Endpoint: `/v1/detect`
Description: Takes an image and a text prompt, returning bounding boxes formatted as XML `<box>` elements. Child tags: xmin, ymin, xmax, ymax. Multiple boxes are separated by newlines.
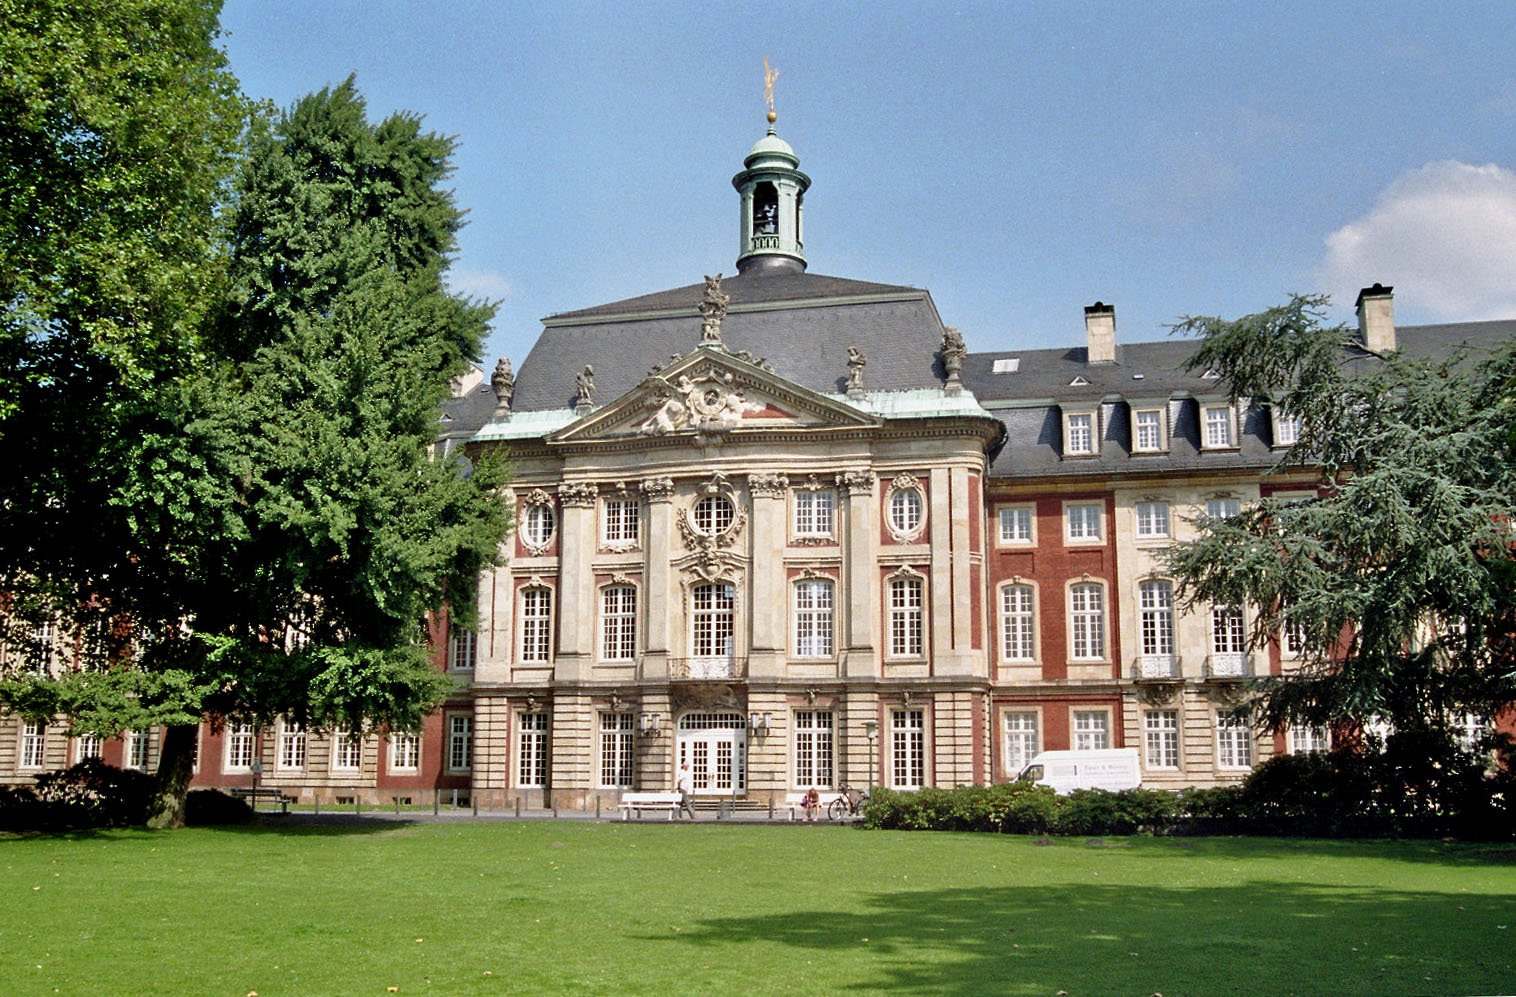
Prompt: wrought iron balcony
<box><xmin>669</xmin><ymin>656</ymin><xmax>747</xmax><ymax>680</ymax></box>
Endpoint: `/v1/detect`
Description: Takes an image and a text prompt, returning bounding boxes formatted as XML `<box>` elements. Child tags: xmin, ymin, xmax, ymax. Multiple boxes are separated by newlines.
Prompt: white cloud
<box><xmin>1316</xmin><ymin>161</ymin><xmax>1516</xmax><ymax>321</ymax></box>
<box><xmin>446</xmin><ymin>267</ymin><xmax>514</xmax><ymax>302</ymax></box>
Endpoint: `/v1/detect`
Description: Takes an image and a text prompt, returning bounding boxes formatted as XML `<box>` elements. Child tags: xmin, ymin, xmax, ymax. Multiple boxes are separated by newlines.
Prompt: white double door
<box><xmin>676</xmin><ymin>712</ymin><xmax>747</xmax><ymax>795</ymax></box>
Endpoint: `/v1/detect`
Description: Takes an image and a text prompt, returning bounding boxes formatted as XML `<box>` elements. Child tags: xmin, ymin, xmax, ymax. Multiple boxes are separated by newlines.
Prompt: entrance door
<box><xmin>677</xmin><ymin>712</ymin><xmax>747</xmax><ymax>795</ymax></box>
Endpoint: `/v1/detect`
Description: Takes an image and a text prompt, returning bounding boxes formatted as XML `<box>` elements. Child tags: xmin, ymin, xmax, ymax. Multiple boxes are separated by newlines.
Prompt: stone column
<box><xmin>747</xmin><ymin>473</ymin><xmax>789</xmax><ymax>678</ymax></box>
<box><xmin>640</xmin><ymin>478</ymin><xmax>675</xmax><ymax>680</ymax></box>
<box><xmin>839</xmin><ymin>471</ymin><xmax>877</xmax><ymax>677</ymax></box>
<box><xmin>554</xmin><ymin>482</ymin><xmax>597</xmax><ymax>683</ymax></box>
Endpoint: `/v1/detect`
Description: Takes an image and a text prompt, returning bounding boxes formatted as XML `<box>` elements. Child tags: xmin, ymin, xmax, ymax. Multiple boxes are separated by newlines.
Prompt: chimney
<box><xmin>1084</xmin><ymin>301</ymin><xmax>1116</xmax><ymax>364</ymax></box>
<box><xmin>1355</xmin><ymin>283</ymin><xmax>1395</xmax><ymax>353</ymax></box>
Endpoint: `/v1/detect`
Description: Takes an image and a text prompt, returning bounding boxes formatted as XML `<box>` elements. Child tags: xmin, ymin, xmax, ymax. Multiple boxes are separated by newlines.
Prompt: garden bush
<box><xmin>33</xmin><ymin>758</ymin><xmax>156</xmax><ymax>828</ymax></box>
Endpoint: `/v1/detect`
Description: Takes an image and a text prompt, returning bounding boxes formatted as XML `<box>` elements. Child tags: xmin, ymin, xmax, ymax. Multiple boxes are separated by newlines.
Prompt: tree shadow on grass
<box><xmin>654</xmin><ymin>879</ymin><xmax>1516</xmax><ymax>996</ymax></box>
<box><xmin>1107</xmin><ymin>834</ymin><xmax>1516</xmax><ymax>868</ymax></box>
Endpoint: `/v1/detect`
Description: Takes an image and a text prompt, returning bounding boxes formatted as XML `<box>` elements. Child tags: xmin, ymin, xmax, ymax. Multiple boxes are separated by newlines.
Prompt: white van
<box><xmin>1016</xmin><ymin>748</ymin><xmax>1142</xmax><ymax>794</ymax></box>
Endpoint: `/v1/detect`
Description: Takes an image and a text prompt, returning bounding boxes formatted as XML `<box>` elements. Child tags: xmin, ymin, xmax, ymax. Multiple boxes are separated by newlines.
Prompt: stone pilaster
<box><xmin>640</xmin><ymin>478</ymin><xmax>675</xmax><ymax>679</ymax></box>
<box><xmin>839</xmin><ymin>470</ymin><xmax>877</xmax><ymax>677</ymax></box>
<box><xmin>550</xmin><ymin>690</ymin><xmax>593</xmax><ymax>802</ymax></box>
<box><xmin>747</xmin><ymin>472</ymin><xmax>788</xmax><ymax>677</ymax></box>
<box><xmin>554</xmin><ymin>482</ymin><xmax>597</xmax><ymax>682</ymax></box>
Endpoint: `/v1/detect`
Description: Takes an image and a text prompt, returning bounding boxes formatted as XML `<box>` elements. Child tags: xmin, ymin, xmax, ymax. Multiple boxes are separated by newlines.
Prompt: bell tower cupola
<box><xmin>732</xmin><ymin>59</ymin><xmax>810</xmax><ymax>276</ymax></box>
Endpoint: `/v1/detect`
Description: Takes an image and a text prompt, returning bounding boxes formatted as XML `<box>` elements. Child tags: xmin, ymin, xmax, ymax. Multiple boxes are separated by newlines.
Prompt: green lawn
<box><xmin>2</xmin><ymin>821</ymin><xmax>1513</xmax><ymax>996</ymax></box>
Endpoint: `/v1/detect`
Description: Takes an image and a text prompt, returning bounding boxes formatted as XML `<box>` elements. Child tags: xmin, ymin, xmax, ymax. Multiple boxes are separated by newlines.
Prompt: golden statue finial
<box><xmin>762</xmin><ymin>56</ymin><xmax>778</xmax><ymax>124</ymax></box>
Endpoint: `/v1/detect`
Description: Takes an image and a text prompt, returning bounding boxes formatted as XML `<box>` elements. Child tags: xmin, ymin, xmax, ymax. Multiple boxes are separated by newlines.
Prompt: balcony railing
<box><xmin>669</xmin><ymin>656</ymin><xmax>747</xmax><ymax>680</ymax></box>
<box><xmin>1133</xmin><ymin>654</ymin><xmax>1181</xmax><ymax>680</ymax></box>
<box><xmin>1205</xmin><ymin>653</ymin><xmax>1253</xmax><ymax>679</ymax></box>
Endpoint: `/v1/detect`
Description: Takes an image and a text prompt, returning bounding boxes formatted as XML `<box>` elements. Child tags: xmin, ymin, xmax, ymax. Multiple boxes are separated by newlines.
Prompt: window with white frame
<box><xmin>1202</xmin><ymin>405</ymin><xmax>1235</xmax><ymax>448</ymax></box>
<box><xmin>1000</xmin><ymin>584</ymin><xmax>1035</xmax><ymax>662</ymax></box>
<box><xmin>389</xmin><ymin>732</ymin><xmax>420</xmax><ymax>771</ymax></box>
<box><xmin>1272</xmin><ymin>409</ymin><xmax>1302</xmax><ymax>447</ymax></box>
<box><xmin>693</xmin><ymin>495</ymin><xmax>735</xmax><ymax>536</ymax></box>
<box><xmin>793</xmin><ymin>490</ymin><xmax>835</xmax><ymax>539</ymax></box>
<box><xmin>520</xmin><ymin>587</ymin><xmax>552</xmax><ymax>662</ymax></box>
<box><xmin>1455</xmin><ymin>713</ymin><xmax>1489</xmax><ymax>754</ymax></box>
<box><xmin>28</xmin><ymin>620</ymin><xmax>54</xmax><ymax>674</ymax></box>
<box><xmin>793</xmin><ymin>710</ymin><xmax>835</xmax><ymax>788</ymax></box>
<box><xmin>277</xmin><ymin>722</ymin><xmax>306</xmax><ymax>771</ymax></box>
<box><xmin>1069</xmin><ymin>583</ymin><xmax>1106</xmax><ymax>660</ymax></box>
<box><xmin>1210</xmin><ymin>605</ymin><xmax>1248</xmax><ymax>675</ymax></box>
<box><xmin>890</xmin><ymin>709</ymin><xmax>925</xmax><ymax>789</ymax></box>
<box><xmin>888</xmin><ymin>576</ymin><xmax>924</xmax><ymax>657</ymax></box>
<box><xmin>226</xmin><ymin>723</ymin><xmax>255</xmax><ymax>772</ymax></box>
<box><xmin>1133</xmin><ymin>409</ymin><xmax>1165</xmax><ymax>452</ymax></box>
<box><xmin>1217</xmin><ymin>713</ymin><xmax>1253</xmax><ymax>768</ymax></box>
<box><xmin>888</xmin><ymin>487</ymin><xmax>924</xmax><ymax>537</ymax></box>
<box><xmin>1205</xmin><ymin>497</ymin><xmax>1241</xmax><ymax>520</ymax></box>
<box><xmin>1064</xmin><ymin>411</ymin><xmax>1095</xmax><ymax>455</ymax></box>
<box><xmin>522</xmin><ymin>503</ymin><xmax>556</xmax><ymax>548</ymax></box>
<box><xmin>691</xmin><ymin>582</ymin><xmax>735</xmax><ymax>658</ymax></box>
<box><xmin>599</xmin><ymin>712</ymin><xmax>635</xmax><ymax>788</ymax></box>
<box><xmin>332</xmin><ymin>730</ymin><xmax>362</xmax><ymax>771</ymax></box>
<box><xmin>997</xmin><ymin>506</ymin><xmax>1034</xmax><ymax>544</ymax></box>
<box><xmin>125</xmin><ymin>730</ymin><xmax>149</xmax><ymax>770</ymax></box>
<box><xmin>447</xmin><ymin>714</ymin><xmax>473</xmax><ymax>772</ymax></box>
<box><xmin>75</xmin><ymin>732</ymin><xmax>102</xmax><ymax>763</ymax></box>
<box><xmin>1135</xmin><ymin>501</ymin><xmax>1170</xmax><ymax>538</ymax></box>
<box><xmin>518</xmin><ymin>712</ymin><xmax>549</xmax><ymax>787</ymax></box>
<box><xmin>1283</xmin><ymin>616</ymin><xmax>1307</xmax><ymax>656</ymax></box>
<box><xmin>19</xmin><ymin>721</ymin><xmax>45</xmax><ymax>769</ymax></box>
<box><xmin>1073</xmin><ymin>710</ymin><xmax>1110</xmax><ymax>750</ymax></box>
<box><xmin>447</xmin><ymin>627</ymin><xmax>477</xmax><ymax>670</ymax></box>
<box><xmin>1144</xmin><ymin>710</ymin><xmax>1180</xmax><ymax>769</ymax></box>
<box><xmin>1289</xmin><ymin>725</ymin><xmax>1330</xmax><ymax>754</ymax></box>
<box><xmin>1138</xmin><ymin>580</ymin><xmax>1176</xmax><ymax>675</ymax></box>
<box><xmin>602</xmin><ymin>496</ymin><xmax>640</xmax><ymax>546</ymax></box>
<box><xmin>1065</xmin><ymin>503</ymin><xmax>1102</xmax><ymax>542</ymax></box>
<box><xmin>1004</xmin><ymin>711</ymin><xmax>1039</xmax><ymax>776</ymax></box>
<box><xmin>599</xmin><ymin>585</ymin><xmax>637</xmax><ymax>661</ymax></box>
<box><xmin>793</xmin><ymin>579</ymin><xmax>834</xmax><ymax>657</ymax></box>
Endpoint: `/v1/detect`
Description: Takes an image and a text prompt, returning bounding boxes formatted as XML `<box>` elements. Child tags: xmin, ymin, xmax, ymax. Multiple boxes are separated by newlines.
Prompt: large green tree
<box><xmin>1162</xmin><ymin>295</ymin><xmax>1516</xmax><ymax>741</ymax></box>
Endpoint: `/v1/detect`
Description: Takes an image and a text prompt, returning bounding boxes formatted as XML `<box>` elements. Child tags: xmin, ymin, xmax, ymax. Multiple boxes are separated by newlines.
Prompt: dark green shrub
<box><xmin>185</xmin><ymin>789</ymin><xmax>254</xmax><ymax>826</ymax></box>
<box><xmin>0</xmin><ymin>784</ymin><xmax>45</xmax><ymax>831</ymax></box>
<box><xmin>984</xmin><ymin>781</ymin><xmax>1062</xmax><ymax>834</ymax></box>
<box><xmin>33</xmin><ymin>759</ymin><xmax>156</xmax><ymax>828</ymax></box>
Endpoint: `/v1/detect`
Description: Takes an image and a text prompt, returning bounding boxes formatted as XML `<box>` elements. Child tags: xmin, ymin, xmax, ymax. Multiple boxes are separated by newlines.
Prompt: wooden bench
<box><xmin>618</xmin><ymin>792</ymin><xmax>683</xmax><ymax>820</ymax></box>
<box><xmin>783</xmin><ymin>792</ymin><xmax>846</xmax><ymax>821</ymax></box>
<box><xmin>230</xmin><ymin>787</ymin><xmax>296</xmax><ymax>814</ymax></box>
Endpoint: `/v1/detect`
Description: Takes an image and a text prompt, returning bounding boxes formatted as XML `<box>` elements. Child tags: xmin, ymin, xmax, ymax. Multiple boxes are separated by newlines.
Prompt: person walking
<box><xmin>676</xmin><ymin>761</ymin><xmax>697</xmax><ymax>820</ymax></box>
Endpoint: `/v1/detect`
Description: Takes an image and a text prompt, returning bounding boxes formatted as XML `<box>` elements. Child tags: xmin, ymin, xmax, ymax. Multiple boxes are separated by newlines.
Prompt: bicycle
<box><xmin>827</xmin><ymin>783</ymin><xmax>870</xmax><ymax>821</ymax></box>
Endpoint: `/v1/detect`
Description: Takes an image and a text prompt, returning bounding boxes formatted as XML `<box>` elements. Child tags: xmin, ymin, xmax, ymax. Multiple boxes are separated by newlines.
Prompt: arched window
<box><xmin>888</xmin><ymin>576</ymin><xmax>924</xmax><ymax>657</ymax></box>
<box><xmin>1000</xmin><ymin>584</ymin><xmax>1035</xmax><ymax>661</ymax></box>
<box><xmin>888</xmin><ymin>488</ymin><xmax>923</xmax><ymax>536</ymax></box>
<box><xmin>753</xmin><ymin>181</ymin><xmax>778</xmax><ymax>234</ymax></box>
<box><xmin>1069</xmin><ymin>583</ymin><xmax>1106</xmax><ymax>660</ymax></box>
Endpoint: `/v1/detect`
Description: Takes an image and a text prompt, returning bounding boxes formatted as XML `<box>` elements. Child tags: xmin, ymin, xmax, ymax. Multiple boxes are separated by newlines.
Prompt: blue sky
<box><xmin>220</xmin><ymin>1</ymin><xmax>1516</xmax><ymax>369</ymax></box>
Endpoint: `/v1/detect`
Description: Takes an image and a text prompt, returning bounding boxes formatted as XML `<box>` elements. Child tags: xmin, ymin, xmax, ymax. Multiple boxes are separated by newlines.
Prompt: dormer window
<box><xmin>1132</xmin><ymin>408</ymin><xmax>1166</xmax><ymax>453</ymax></box>
<box><xmin>1201</xmin><ymin>404</ymin><xmax>1236</xmax><ymax>450</ymax></box>
<box><xmin>1272</xmin><ymin>409</ymin><xmax>1302</xmax><ymax>447</ymax></box>
<box><xmin>1063</xmin><ymin>410</ymin><xmax>1097</xmax><ymax>456</ymax></box>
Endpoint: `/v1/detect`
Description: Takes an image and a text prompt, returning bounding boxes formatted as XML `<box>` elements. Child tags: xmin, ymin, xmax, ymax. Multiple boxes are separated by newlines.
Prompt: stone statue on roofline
<box><xmin>575</xmin><ymin>364</ymin><xmax>595</xmax><ymax>411</ymax></box>
<box><xmin>941</xmin><ymin>325</ymin><xmax>967</xmax><ymax>391</ymax></box>
<box><xmin>846</xmin><ymin>346</ymin><xmax>867</xmax><ymax>393</ymax></box>
<box><xmin>699</xmin><ymin>273</ymin><xmax>730</xmax><ymax>347</ymax></box>
<box><xmin>491</xmin><ymin>356</ymin><xmax>515</xmax><ymax>413</ymax></box>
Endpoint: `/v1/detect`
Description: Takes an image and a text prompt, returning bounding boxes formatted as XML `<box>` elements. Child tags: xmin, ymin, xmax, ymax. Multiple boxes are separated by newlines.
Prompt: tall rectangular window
<box><xmin>691</xmin><ymin>583</ymin><xmax>735</xmax><ymax>658</ymax></box>
<box><xmin>390</xmin><ymin>732</ymin><xmax>420</xmax><ymax>771</ymax></box>
<box><xmin>1065</xmin><ymin>412</ymin><xmax>1094</xmax><ymax>455</ymax></box>
<box><xmin>1205</xmin><ymin>498</ymin><xmax>1241</xmax><ymax>520</ymax></box>
<box><xmin>890</xmin><ymin>709</ymin><xmax>925</xmax><ymax>789</ymax></box>
<box><xmin>1455</xmin><ymin>713</ymin><xmax>1489</xmax><ymax>754</ymax></box>
<box><xmin>1073</xmin><ymin>710</ymin><xmax>1110</xmax><ymax>751</ymax></box>
<box><xmin>1217</xmin><ymin>714</ymin><xmax>1253</xmax><ymax>768</ymax></box>
<box><xmin>1211</xmin><ymin>605</ymin><xmax>1248</xmax><ymax>675</ymax></box>
<box><xmin>1203</xmin><ymin>405</ymin><xmax>1235</xmax><ymax>448</ymax></box>
<box><xmin>277</xmin><ymin>722</ymin><xmax>306</xmax><ymax>771</ymax></box>
<box><xmin>1138</xmin><ymin>580</ymin><xmax>1175</xmax><ymax>661</ymax></box>
<box><xmin>447</xmin><ymin>714</ymin><xmax>473</xmax><ymax>772</ymax></box>
<box><xmin>1133</xmin><ymin>409</ymin><xmax>1164</xmax><ymax>452</ymax></box>
<box><xmin>998</xmin><ymin>506</ymin><xmax>1034</xmax><ymax>544</ymax></box>
<box><xmin>332</xmin><ymin>730</ymin><xmax>362</xmax><ymax>771</ymax></box>
<box><xmin>447</xmin><ymin>627</ymin><xmax>477</xmax><ymax>670</ymax></box>
<box><xmin>520</xmin><ymin>588</ymin><xmax>552</xmax><ymax>662</ymax></box>
<box><xmin>1069</xmin><ymin>583</ymin><xmax>1105</xmax><ymax>660</ymax></box>
<box><xmin>1004</xmin><ymin>712</ymin><xmax>1039</xmax><ymax>776</ymax></box>
<box><xmin>599</xmin><ymin>712</ymin><xmax>635</xmax><ymax>788</ymax></box>
<box><xmin>600</xmin><ymin>585</ymin><xmax>637</xmax><ymax>661</ymax></box>
<box><xmin>1065</xmin><ymin>504</ymin><xmax>1102</xmax><ymax>541</ymax></box>
<box><xmin>226</xmin><ymin>723</ymin><xmax>255</xmax><ymax>772</ymax></box>
<box><xmin>75</xmin><ymin>732</ymin><xmax>102</xmax><ymax>762</ymax></box>
<box><xmin>126</xmin><ymin>730</ymin><xmax>150</xmax><ymax>770</ymax></box>
<box><xmin>793</xmin><ymin>490</ymin><xmax>835</xmax><ymax>538</ymax></box>
<box><xmin>888</xmin><ymin>577</ymin><xmax>924</xmax><ymax>657</ymax></box>
<box><xmin>794</xmin><ymin>579</ymin><xmax>834</xmax><ymax>657</ymax></box>
<box><xmin>1144</xmin><ymin>710</ymin><xmax>1179</xmax><ymax>769</ymax></box>
<box><xmin>1000</xmin><ymin>585</ymin><xmax>1035</xmax><ymax>661</ymax></box>
<box><xmin>602</xmin><ymin>497</ymin><xmax>640</xmax><ymax>546</ymax></box>
<box><xmin>1135</xmin><ymin>501</ymin><xmax>1170</xmax><ymax>538</ymax></box>
<box><xmin>19</xmin><ymin>721</ymin><xmax>45</xmax><ymax>769</ymax></box>
<box><xmin>1273</xmin><ymin>411</ymin><xmax>1302</xmax><ymax>447</ymax></box>
<box><xmin>518</xmin><ymin>712</ymin><xmax>549</xmax><ymax>787</ymax></box>
<box><xmin>793</xmin><ymin>710</ymin><xmax>835</xmax><ymax>788</ymax></box>
<box><xmin>1289</xmin><ymin>726</ymin><xmax>1329</xmax><ymax>755</ymax></box>
<box><xmin>28</xmin><ymin>620</ymin><xmax>55</xmax><ymax>674</ymax></box>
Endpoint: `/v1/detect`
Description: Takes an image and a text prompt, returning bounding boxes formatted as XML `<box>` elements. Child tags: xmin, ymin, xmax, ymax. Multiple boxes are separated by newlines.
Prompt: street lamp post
<box><xmin>863</xmin><ymin>719</ymin><xmax>878</xmax><ymax>794</ymax></box>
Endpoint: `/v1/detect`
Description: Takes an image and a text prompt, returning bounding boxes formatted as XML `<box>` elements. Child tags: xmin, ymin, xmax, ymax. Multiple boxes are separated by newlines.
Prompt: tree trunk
<box><xmin>146</xmin><ymin>722</ymin><xmax>199</xmax><ymax>829</ymax></box>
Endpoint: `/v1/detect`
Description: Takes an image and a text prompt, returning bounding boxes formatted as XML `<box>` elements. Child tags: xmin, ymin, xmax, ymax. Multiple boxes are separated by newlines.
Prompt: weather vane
<box><xmin>763</xmin><ymin>56</ymin><xmax>778</xmax><ymax>124</ymax></box>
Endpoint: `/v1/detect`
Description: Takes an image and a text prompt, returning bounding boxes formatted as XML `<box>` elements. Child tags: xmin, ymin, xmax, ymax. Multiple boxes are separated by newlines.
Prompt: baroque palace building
<box><xmin>3</xmin><ymin>114</ymin><xmax>1510</xmax><ymax>805</ymax></box>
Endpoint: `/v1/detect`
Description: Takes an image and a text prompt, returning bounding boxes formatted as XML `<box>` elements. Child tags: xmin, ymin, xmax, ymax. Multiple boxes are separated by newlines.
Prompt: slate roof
<box><xmin>509</xmin><ymin>272</ymin><xmax>948</xmax><ymax>412</ymax></box>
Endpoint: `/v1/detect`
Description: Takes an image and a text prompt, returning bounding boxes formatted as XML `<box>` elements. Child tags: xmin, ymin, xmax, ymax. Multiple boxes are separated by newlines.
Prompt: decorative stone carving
<box><xmin>524</xmin><ymin>489</ymin><xmax>553</xmax><ymax>508</ymax></box>
<box><xmin>560</xmin><ymin>482</ymin><xmax>597</xmax><ymax>507</ymax></box>
<box><xmin>491</xmin><ymin>357</ymin><xmax>515</xmax><ymax>413</ymax></box>
<box><xmin>639</xmin><ymin>477</ymin><xmax>675</xmax><ymax>501</ymax></box>
<box><xmin>1136</xmin><ymin>681</ymin><xmax>1181</xmax><ymax>707</ymax></box>
<box><xmin>846</xmin><ymin>346</ymin><xmax>866</xmax><ymax>392</ymax></box>
<box><xmin>699</xmin><ymin>273</ymin><xmax>730</xmax><ymax>346</ymax></box>
<box><xmin>731</xmin><ymin>349</ymin><xmax>773</xmax><ymax>372</ymax></box>
<box><xmin>648</xmin><ymin>353</ymin><xmax>684</xmax><ymax>376</ymax></box>
<box><xmin>748</xmin><ymin>472</ymin><xmax>789</xmax><ymax>498</ymax></box>
<box><xmin>941</xmin><ymin>326</ymin><xmax>966</xmax><ymax>390</ymax></box>
<box><xmin>676</xmin><ymin>472</ymin><xmax>746</xmax><ymax>553</ymax></box>
<box><xmin>836</xmin><ymin>470</ymin><xmax>876</xmax><ymax>495</ymax></box>
<box><xmin>891</xmin><ymin>472</ymin><xmax>920</xmax><ymax>492</ymax></box>
<box><xmin>574</xmin><ymin>365</ymin><xmax>595</xmax><ymax>411</ymax></box>
<box><xmin>640</xmin><ymin>372</ymin><xmax>763</xmax><ymax>436</ymax></box>
<box><xmin>520</xmin><ymin>490</ymin><xmax>555</xmax><ymax>556</ymax></box>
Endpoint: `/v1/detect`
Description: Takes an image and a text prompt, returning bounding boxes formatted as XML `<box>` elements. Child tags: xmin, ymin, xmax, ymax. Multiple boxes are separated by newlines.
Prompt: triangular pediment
<box><xmin>547</xmin><ymin>347</ymin><xmax>880</xmax><ymax>444</ymax></box>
